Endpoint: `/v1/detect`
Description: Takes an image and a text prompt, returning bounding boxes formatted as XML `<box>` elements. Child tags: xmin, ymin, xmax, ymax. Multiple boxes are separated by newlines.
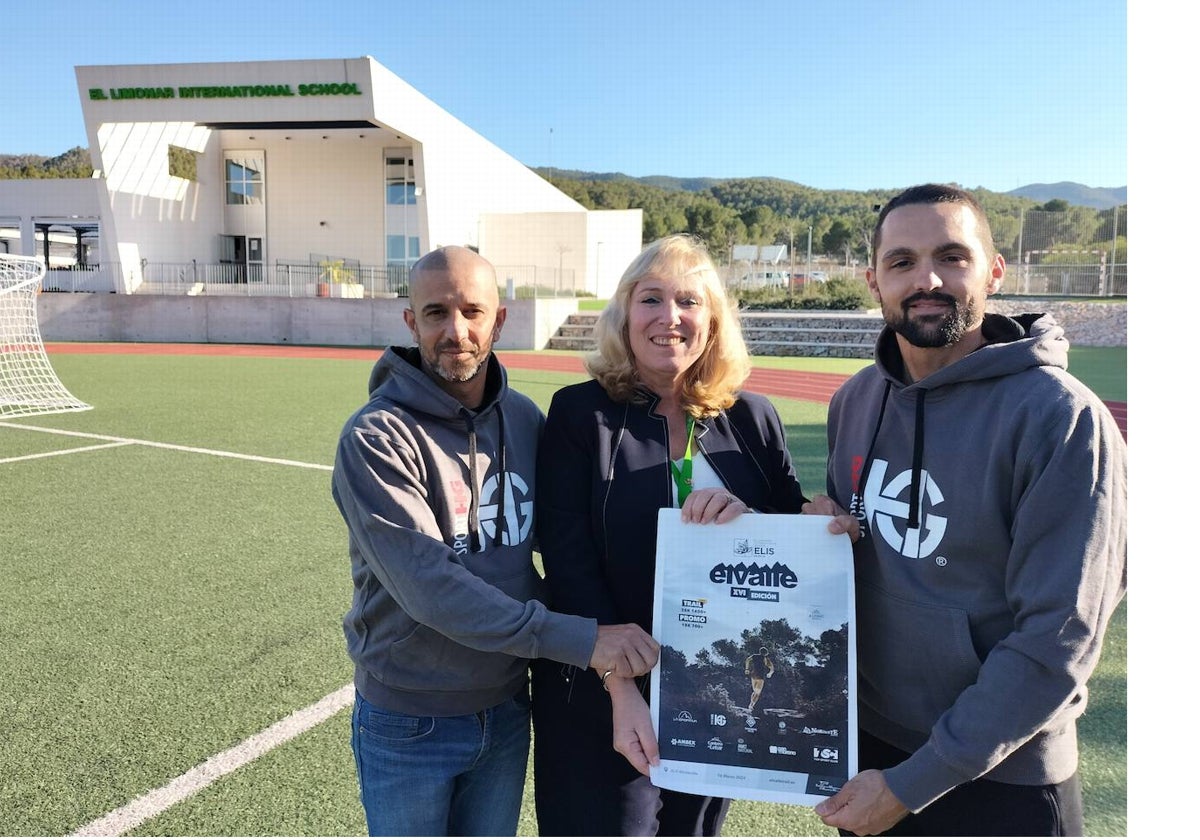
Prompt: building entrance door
<box><xmin>219</xmin><ymin>235</ymin><xmax>264</xmax><ymax>283</ymax></box>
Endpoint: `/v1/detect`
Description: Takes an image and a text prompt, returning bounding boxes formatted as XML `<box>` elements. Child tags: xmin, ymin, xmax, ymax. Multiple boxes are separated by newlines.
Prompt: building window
<box><xmin>385</xmin><ymin>156</ymin><xmax>416</xmax><ymax>205</ymax></box>
<box><xmin>387</xmin><ymin>235</ymin><xmax>420</xmax><ymax>265</ymax></box>
<box><xmin>226</xmin><ymin>158</ymin><xmax>263</xmax><ymax>205</ymax></box>
<box><xmin>387</xmin><ymin>181</ymin><xmax>416</xmax><ymax>205</ymax></box>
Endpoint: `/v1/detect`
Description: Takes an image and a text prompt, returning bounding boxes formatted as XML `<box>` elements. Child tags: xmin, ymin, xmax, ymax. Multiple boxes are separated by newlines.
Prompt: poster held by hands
<box><xmin>649</xmin><ymin>510</ymin><xmax>857</xmax><ymax>806</ymax></box>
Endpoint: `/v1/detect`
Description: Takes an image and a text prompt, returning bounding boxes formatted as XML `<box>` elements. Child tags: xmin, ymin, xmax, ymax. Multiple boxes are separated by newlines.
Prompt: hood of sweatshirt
<box><xmin>366</xmin><ymin>345</ymin><xmax>507</xmax><ymax>419</ymax></box>
<box><xmin>366</xmin><ymin>345</ymin><xmax>509</xmax><ymax>552</ymax></box>
<box><xmin>874</xmin><ymin>312</ymin><xmax>1069</xmax><ymax>391</ymax></box>
<box><xmin>850</xmin><ymin>312</ymin><xmax>1069</xmax><ymax>539</ymax></box>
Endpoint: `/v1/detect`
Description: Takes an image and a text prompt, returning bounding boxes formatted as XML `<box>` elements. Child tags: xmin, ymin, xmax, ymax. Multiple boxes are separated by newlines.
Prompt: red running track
<box><xmin>44</xmin><ymin>343</ymin><xmax>1126</xmax><ymax>438</ymax></box>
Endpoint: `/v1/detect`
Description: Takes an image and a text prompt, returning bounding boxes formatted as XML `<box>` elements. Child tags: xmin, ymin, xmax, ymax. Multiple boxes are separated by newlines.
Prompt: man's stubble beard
<box><xmin>425</xmin><ymin>339</ymin><xmax>491</xmax><ymax>384</ymax></box>
<box><xmin>430</xmin><ymin>352</ymin><xmax>487</xmax><ymax>384</ymax></box>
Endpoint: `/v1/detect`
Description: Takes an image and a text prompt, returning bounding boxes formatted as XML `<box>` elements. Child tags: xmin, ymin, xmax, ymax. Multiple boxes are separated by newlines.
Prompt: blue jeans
<box><xmin>350</xmin><ymin>688</ymin><xmax>531</xmax><ymax>837</ymax></box>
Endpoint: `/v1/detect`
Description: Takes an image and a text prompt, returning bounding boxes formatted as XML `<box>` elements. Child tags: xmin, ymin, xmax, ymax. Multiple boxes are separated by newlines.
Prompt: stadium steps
<box><xmin>545</xmin><ymin>311</ymin><xmax>883</xmax><ymax>359</ymax></box>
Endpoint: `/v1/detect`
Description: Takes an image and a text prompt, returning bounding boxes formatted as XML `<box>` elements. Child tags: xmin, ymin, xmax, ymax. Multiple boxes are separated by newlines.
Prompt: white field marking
<box><xmin>0</xmin><ymin>421</ymin><xmax>333</xmax><ymax>471</ymax></box>
<box><xmin>0</xmin><ymin>440</ymin><xmax>134</xmax><ymax>464</ymax></box>
<box><xmin>71</xmin><ymin>684</ymin><xmax>355</xmax><ymax>837</ymax></box>
<box><xmin>2</xmin><ymin>418</ymin><xmax>343</xmax><ymax>833</ymax></box>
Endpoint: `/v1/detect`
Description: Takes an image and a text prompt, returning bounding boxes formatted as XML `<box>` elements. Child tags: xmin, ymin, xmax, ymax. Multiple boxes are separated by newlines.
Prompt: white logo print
<box><xmin>863</xmin><ymin>458</ymin><xmax>946</xmax><ymax>558</ymax></box>
<box><xmin>478</xmin><ymin>471</ymin><xmax>534</xmax><ymax>547</ymax></box>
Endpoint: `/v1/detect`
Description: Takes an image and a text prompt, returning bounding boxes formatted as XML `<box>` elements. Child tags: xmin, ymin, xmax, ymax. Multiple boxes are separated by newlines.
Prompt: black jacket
<box><xmin>536</xmin><ymin>378</ymin><xmax>807</xmax><ymax>636</ymax></box>
<box><xmin>531</xmin><ymin>378</ymin><xmax>809</xmax><ymax>804</ymax></box>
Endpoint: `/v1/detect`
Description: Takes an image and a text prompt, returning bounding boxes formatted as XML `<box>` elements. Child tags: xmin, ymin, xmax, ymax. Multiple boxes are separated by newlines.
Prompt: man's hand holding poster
<box><xmin>650</xmin><ymin>510</ymin><xmax>857</xmax><ymax>806</ymax></box>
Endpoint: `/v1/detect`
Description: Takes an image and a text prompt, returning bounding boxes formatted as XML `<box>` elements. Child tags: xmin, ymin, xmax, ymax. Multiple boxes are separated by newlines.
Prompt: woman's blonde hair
<box><xmin>585</xmin><ymin>234</ymin><xmax>750</xmax><ymax>417</ymax></box>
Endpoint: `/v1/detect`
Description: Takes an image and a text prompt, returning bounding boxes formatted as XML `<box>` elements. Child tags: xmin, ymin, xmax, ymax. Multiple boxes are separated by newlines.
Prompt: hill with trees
<box><xmin>0</xmin><ymin>147</ymin><xmax>91</xmax><ymax>179</ymax></box>
<box><xmin>536</xmin><ymin>168</ymin><xmax>1127</xmax><ymax>268</ymax></box>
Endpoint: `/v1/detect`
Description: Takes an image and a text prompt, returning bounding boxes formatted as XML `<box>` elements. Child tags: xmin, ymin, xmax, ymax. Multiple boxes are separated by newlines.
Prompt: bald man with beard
<box><xmin>332</xmin><ymin>246</ymin><xmax>659</xmax><ymax>836</ymax></box>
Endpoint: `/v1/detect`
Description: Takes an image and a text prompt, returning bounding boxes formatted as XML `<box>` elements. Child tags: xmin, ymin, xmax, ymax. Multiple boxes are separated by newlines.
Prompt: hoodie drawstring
<box><xmin>851</xmin><ymin>383</ymin><xmax>926</xmax><ymax>546</ymax></box>
<box><xmin>463</xmin><ymin>405</ymin><xmax>507</xmax><ymax>552</ymax></box>
<box><xmin>464</xmin><ymin>411</ymin><xmax>481</xmax><ymax>552</ymax></box>
<box><xmin>907</xmin><ymin>388</ymin><xmax>926</xmax><ymax>533</ymax></box>
<box><xmin>850</xmin><ymin>383</ymin><xmax>891</xmax><ymax>531</ymax></box>
<box><xmin>495</xmin><ymin>406</ymin><xmax>507</xmax><ymax>546</ymax></box>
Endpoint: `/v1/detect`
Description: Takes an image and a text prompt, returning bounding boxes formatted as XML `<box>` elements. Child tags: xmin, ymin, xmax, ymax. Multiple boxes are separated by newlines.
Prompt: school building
<box><xmin>0</xmin><ymin>57</ymin><xmax>641</xmax><ymax>347</ymax></box>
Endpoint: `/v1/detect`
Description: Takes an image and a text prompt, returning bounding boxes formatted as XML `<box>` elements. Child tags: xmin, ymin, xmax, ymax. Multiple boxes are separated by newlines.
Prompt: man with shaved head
<box><xmin>332</xmin><ymin>246</ymin><xmax>660</xmax><ymax>836</ymax></box>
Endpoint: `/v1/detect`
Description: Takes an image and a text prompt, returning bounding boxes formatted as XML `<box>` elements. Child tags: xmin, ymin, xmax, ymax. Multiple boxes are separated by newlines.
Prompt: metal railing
<box><xmin>1009</xmin><ymin>263</ymin><xmax>1127</xmax><ymax>297</ymax></box>
<box><xmin>41</xmin><ymin>263</ymin><xmax>120</xmax><ymax>293</ymax></box>
<box><xmin>42</xmin><ymin>259</ymin><xmax>1126</xmax><ymax>300</ymax></box>
<box><xmin>128</xmin><ymin>261</ymin><xmax>585</xmax><ymax>299</ymax></box>
<box><xmin>136</xmin><ymin>261</ymin><xmax>402</xmax><ymax>298</ymax></box>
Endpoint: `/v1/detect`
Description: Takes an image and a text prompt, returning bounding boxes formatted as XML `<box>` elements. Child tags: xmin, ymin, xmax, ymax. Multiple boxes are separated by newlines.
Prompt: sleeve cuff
<box><xmin>882</xmin><ymin>741</ymin><xmax>972</xmax><ymax>813</ymax></box>
<box><xmin>537</xmin><ymin>612</ymin><xmax>598</xmax><ymax>669</ymax></box>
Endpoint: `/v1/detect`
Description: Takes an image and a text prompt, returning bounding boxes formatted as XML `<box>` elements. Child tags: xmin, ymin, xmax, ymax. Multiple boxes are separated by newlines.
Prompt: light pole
<box><xmin>595</xmin><ymin>241</ymin><xmax>604</xmax><ymax>298</ymax></box>
<box><xmin>788</xmin><ymin>219</ymin><xmax>796</xmax><ymax>282</ymax></box>
<box><xmin>806</xmin><ymin>225</ymin><xmax>813</xmax><ymax>281</ymax></box>
<box><xmin>556</xmin><ymin>243</ymin><xmax>570</xmax><ymax>297</ymax></box>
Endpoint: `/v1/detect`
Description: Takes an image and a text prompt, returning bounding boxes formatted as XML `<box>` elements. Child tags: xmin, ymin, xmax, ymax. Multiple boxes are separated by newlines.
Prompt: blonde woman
<box><xmin>531</xmin><ymin>234</ymin><xmax>809</xmax><ymax>836</ymax></box>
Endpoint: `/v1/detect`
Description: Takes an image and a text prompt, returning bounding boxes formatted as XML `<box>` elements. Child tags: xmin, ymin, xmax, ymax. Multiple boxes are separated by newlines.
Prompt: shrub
<box><xmin>735</xmin><ymin>277</ymin><xmax>874</xmax><ymax>311</ymax></box>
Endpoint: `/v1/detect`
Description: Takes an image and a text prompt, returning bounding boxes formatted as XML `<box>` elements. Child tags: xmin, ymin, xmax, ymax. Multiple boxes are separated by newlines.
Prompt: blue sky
<box><xmin>3</xmin><ymin>1</ymin><xmax>1126</xmax><ymax>192</ymax></box>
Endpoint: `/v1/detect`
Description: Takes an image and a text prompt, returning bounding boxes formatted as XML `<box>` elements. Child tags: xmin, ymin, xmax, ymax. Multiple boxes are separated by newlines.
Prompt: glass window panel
<box><xmin>225</xmin><ymin>156</ymin><xmax>264</xmax><ymax>205</ymax></box>
<box><xmin>386</xmin><ymin>182</ymin><xmax>416</xmax><ymax>205</ymax></box>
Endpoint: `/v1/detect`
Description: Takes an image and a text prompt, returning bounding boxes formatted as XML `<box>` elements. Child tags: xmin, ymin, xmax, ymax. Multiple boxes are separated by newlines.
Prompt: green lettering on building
<box><xmin>96</xmin><ymin>82</ymin><xmax>363</xmax><ymax>101</ymax></box>
<box><xmin>108</xmin><ymin>87</ymin><xmax>176</xmax><ymax>100</ymax></box>
<box><xmin>298</xmin><ymin>82</ymin><xmax>362</xmax><ymax>96</ymax></box>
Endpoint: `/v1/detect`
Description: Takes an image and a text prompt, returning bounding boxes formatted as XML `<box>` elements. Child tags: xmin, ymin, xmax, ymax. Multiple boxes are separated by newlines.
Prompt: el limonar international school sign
<box><xmin>88</xmin><ymin>82</ymin><xmax>363</xmax><ymax>101</ymax></box>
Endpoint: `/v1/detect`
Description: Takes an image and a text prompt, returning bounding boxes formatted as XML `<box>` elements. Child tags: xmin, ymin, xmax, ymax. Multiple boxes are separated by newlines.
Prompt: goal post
<box><xmin>0</xmin><ymin>253</ymin><xmax>92</xmax><ymax>419</ymax></box>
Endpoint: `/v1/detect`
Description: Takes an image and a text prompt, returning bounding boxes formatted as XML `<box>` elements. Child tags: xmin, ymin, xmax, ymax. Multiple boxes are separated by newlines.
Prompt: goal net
<box><xmin>1</xmin><ymin>253</ymin><xmax>92</xmax><ymax>419</ymax></box>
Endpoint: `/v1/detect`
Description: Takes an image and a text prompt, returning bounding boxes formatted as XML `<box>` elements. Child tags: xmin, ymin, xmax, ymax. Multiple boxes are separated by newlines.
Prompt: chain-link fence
<box><xmin>1003</xmin><ymin>207</ymin><xmax>1126</xmax><ymax>296</ymax></box>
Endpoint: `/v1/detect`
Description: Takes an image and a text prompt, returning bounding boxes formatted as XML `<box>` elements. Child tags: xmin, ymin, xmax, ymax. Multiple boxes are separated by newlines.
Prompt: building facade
<box><xmin>1</xmin><ymin>56</ymin><xmax>641</xmax><ymax>299</ymax></box>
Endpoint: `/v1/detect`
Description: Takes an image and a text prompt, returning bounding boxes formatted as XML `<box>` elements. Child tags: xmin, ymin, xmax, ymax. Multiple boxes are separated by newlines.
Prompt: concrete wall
<box><xmin>37</xmin><ymin>293</ymin><xmax>581</xmax><ymax>351</ymax></box>
<box><xmin>478</xmin><ymin>209</ymin><xmax>644</xmax><ymax>299</ymax></box>
<box><xmin>587</xmin><ymin>210</ymin><xmax>645</xmax><ymax>298</ymax></box>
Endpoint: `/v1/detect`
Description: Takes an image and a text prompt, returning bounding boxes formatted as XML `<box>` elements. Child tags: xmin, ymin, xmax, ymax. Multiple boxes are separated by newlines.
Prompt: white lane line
<box><xmin>0</xmin><ymin>441</ymin><xmax>134</xmax><ymax>464</ymax></box>
<box><xmin>6</xmin><ymin>419</ymin><xmax>346</xmax><ymax>834</ymax></box>
<box><xmin>0</xmin><ymin>421</ymin><xmax>333</xmax><ymax>471</ymax></box>
<box><xmin>71</xmin><ymin>684</ymin><xmax>355</xmax><ymax>837</ymax></box>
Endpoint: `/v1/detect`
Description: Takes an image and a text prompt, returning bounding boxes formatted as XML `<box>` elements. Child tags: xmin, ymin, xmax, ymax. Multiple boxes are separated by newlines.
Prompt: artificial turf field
<box><xmin>0</xmin><ymin>346</ymin><xmax>1127</xmax><ymax>836</ymax></box>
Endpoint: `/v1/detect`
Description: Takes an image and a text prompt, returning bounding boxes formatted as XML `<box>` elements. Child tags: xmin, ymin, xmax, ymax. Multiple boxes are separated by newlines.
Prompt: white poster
<box><xmin>649</xmin><ymin>510</ymin><xmax>857</xmax><ymax>806</ymax></box>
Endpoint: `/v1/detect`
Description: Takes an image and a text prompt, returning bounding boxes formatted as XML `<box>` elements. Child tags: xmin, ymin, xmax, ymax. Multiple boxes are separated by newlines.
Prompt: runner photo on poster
<box><xmin>650</xmin><ymin>510</ymin><xmax>856</xmax><ymax>806</ymax></box>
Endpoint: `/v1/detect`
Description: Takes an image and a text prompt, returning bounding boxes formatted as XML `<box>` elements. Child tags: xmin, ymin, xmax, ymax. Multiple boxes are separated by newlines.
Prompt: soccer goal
<box><xmin>0</xmin><ymin>253</ymin><xmax>92</xmax><ymax>419</ymax></box>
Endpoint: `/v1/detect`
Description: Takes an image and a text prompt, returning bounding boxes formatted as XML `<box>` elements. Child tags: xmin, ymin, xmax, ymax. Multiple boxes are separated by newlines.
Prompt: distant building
<box><xmin>0</xmin><ymin>56</ymin><xmax>641</xmax><ymax>298</ymax></box>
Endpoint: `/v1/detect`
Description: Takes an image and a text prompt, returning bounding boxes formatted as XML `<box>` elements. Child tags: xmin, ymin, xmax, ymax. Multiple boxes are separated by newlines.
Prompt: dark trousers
<box><xmin>531</xmin><ymin>659</ymin><xmax>731</xmax><ymax>836</ymax></box>
<box><xmin>853</xmin><ymin>730</ymin><xmax>1084</xmax><ymax>837</ymax></box>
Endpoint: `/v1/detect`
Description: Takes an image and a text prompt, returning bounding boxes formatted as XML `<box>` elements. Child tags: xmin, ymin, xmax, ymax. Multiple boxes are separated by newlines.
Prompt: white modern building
<box><xmin>0</xmin><ymin>56</ymin><xmax>641</xmax><ymax>304</ymax></box>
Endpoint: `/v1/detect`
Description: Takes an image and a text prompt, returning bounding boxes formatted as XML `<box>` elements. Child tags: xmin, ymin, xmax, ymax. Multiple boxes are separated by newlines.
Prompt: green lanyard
<box><xmin>669</xmin><ymin>415</ymin><xmax>695</xmax><ymax>506</ymax></box>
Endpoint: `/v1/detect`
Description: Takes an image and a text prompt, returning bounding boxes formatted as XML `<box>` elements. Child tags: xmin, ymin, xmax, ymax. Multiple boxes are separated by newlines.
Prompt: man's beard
<box><xmin>884</xmin><ymin>292</ymin><xmax>978</xmax><ymax>348</ymax></box>
<box><xmin>427</xmin><ymin>343</ymin><xmax>488</xmax><ymax>383</ymax></box>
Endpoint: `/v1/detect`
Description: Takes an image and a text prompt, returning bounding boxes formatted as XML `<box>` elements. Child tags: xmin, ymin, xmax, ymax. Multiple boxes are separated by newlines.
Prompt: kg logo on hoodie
<box><xmin>861</xmin><ymin>458</ymin><xmax>947</xmax><ymax>559</ymax></box>
<box><xmin>479</xmin><ymin>471</ymin><xmax>534</xmax><ymax>547</ymax></box>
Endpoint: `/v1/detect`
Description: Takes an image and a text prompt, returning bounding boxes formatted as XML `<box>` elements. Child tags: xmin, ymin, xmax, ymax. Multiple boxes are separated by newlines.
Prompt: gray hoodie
<box><xmin>333</xmin><ymin>346</ymin><xmax>596</xmax><ymax>716</ymax></box>
<box><xmin>825</xmin><ymin>313</ymin><xmax>1127</xmax><ymax>812</ymax></box>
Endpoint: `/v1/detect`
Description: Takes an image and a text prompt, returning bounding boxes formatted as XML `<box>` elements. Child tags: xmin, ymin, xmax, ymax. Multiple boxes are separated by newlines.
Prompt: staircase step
<box><xmin>547</xmin><ymin>311</ymin><xmax>882</xmax><ymax>358</ymax></box>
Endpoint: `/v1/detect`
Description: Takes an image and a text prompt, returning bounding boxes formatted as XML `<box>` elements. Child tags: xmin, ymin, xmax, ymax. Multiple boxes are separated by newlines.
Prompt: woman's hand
<box><xmin>606</xmin><ymin>676</ymin><xmax>659</xmax><ymax>776</ymax></box>
<box><xmin>681</xmin><ymin>488</ymin><xmax>748</xmax><ymax>524</ymax></box>
<box><xmin>801</xmin><ymin>494</ymin><xmax>861</xmax><ymax>542</ymax></box>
